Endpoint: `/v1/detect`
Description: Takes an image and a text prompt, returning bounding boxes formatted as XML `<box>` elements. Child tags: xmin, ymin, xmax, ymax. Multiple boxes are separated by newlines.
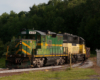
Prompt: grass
<box><xmin>0</xmin><ymin>68</ymin><xmax>98</xmax><ymax>80</ymax></box>
<box><xmin>0</xmin><ymin>57</ymin><xmax>6</xmax><ymax>68</ymax></box>
<box><xmin>90</xmin><ymin>53</ymin><xmax>96</xmax><ymax>57</ymax></box>
<box><xmin>90</xmin><ymin>51</ymin><xmax>96</xmax><ymax>57</ymax></box>
<box><xmin>0</xmin><ymin>51</ymin><xmax>98</xmax><ymax>79</ymax></box>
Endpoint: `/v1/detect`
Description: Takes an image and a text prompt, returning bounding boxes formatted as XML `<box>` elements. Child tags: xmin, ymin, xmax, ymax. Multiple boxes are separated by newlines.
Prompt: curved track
<box><xmin>0</xmin><ymin>60</ymin><xmax>93</xmax><ymax>73</ymax></box>
<box><xmin>0</xmin><ymin>60</ymin><xmax>93</xmax><ymax>74</ymax></box>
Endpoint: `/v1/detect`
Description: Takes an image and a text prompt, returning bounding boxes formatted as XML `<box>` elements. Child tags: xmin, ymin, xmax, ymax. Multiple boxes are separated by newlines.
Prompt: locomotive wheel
<box><xmin>56</xmin><ymin>59</ymin><xmax>60</xmax><ymax>65</ymax></box>
<box><xmin>37</xmin><ymin>59</ymin><xmax>44</xmax><ymax>68</ymax></box>
<box><xmin>33</xmin><ymin>61</ymin><xmax>37</xmax><ymax>67</ymax></box>
<box><xmin>72</xmin><ymin>55</ymin><xmax>77</xmax><ymax>63</ymax></box>
<box><xmin>59</xmin><ymin>60</ymin><xmax>63</xmax><ymax>65</ymax></box>
<box><xmin>56</xmin><ymin>57</ymin><xmax>65</xmax><ymax>65</ymax></box>
<box><xmin>37</xmin><ymin>62</ymin><xmax>41</xmax><ymax>68</ymax></box>
<box><xmin>59</xmin><ymin>59</ymin><xmax>64</xmax><ymax>65</ymax></box>
<box><xmin>75</xmin><ymin>55</ymin><xmax>78</xmax><ymax>63</ymax></box>
<box><xmin>83</xmin><ymin>55</ymin><xmax>86</xmax><ymax>61</ymax></box>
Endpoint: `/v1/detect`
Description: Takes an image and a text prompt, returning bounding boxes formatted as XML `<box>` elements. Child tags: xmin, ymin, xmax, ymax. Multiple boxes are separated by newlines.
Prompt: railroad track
<box><xmin>0</xmin><ymin>60</ymin><xmax>93</xmax><ymax>74</ymax></box>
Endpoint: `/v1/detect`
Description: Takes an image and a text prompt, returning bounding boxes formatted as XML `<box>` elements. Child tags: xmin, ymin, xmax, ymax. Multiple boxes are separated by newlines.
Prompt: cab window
<box><xmin>37</xmin><ymin>35</ymin><xmax>41</xmax><ymax>42</ymax></box>
<box><xmin>43</xmin><ymin>36</ymin><xmax>46</xmax><ymax>42</ymax></box>
<box><xmin>21</xmin><ymin>35</ymin><xmax>35</xmax><ymax>39</ymax></box>
<box><xmin>29</xmin><ymin>35</ymin><xmax>35</xmax><ymax>39</ymax></box>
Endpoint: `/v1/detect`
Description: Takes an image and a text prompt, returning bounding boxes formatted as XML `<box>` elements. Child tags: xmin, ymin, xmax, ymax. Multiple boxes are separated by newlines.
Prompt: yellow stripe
<box><xmin>37</xmin><ymin>43</ymin><xmax>41</xmax><ymax>46</ymax></box>
<box><xmin>6</xmin><ymin>46</ymin><xmax>9</xmax><ymax>56</ymax></box>
<box><xmin>46</xmin><ymin>43</ymin><xmax>48</xmax><ymax>46</ymax></box>
<box><xmin>19</xmin><ymin>45</ymin><xmax>22</xmax><ymax>49</ymax></box>
<box><xmin>15</xmin><ymin>49</ymin><xmax>30</xmax><ymax>55</ymax></box>
<box><xmin>37</xmin><ymin>43</ymin><xmax>44</xmax><ymax>46</ymax></box>
<box><xmin>25</xmin><ymin>54</ymin><xmax>68</xmax><ymax>57</ymax></box>
<box><xmin>15</xmin><ymin>42</ymin><xmax>20</xmax><ymax>48</ymax></box>
<box><xmin>52</xmin><ymin>44</ymin><xmax>55</xmax><ymax>46</ymax></box>
<box><xmin>37</xmin><ymin>42</ymin><xmax>62</xmax><ymax>47</ymax></box>
<box><xmin>34</xmin><ymin>54</ymin><xmax>68</xmax><ymax>57</ymax></box>
<box><xmin>46</xmin><ymin>44</ymin><xmax>62</xmax><ymax>46</ymax></box>
<box><xmin>22</xmin><ymin>40</ymin><xmax>35</xmax><ymax>41</ymax></box>
<box><xmin>54</xmin><ymin>44</ymin><xmax>62</xmax><ymax>46</ymax></box>
<box><xmin>22</xmin><ymin>42</ymin><xmax>31</xmax><ymax>49</ymax></box>
<box><xmin>56</xmin><ymin>44</ymin><xmax>59</xmax><ymax>46</ymax></box>
<box><xmin>22</xmin><ymin>49</ymin><xmax>30</xmax><ymax>55</ymax></box>
<box><xmin>6</xmin><ymin>46</ymin><xmax>9</xmax><ymax>59</ymax></box>
<box><xmin>16</xmin><ymin>49</ymin><xmax>21</xmax><ymax>54</ymax></box>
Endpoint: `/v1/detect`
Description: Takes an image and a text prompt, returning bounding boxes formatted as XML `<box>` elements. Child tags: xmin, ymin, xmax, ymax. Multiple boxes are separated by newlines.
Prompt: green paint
<box><xmin>37</xmin><ymin>34</ymin><xmax>63</xmax><ymax>55</ymax></box>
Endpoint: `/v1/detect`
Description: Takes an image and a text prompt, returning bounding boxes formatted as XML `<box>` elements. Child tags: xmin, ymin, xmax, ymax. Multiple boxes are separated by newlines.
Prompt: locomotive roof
<box><xmin>80</xmin><ymin>37</ymin><xmax>84</xmax><ymax>41</ymax></box>
<box><xmin>36</xmin><ymin>30</ymin><xmax>56</xmax><ymax>35</ymax></box>
<box><xmin>35</xmin><ymin>30</ymin><xmax>46</xmax><ymax>35</ymax></box>
<box><xmin>63</xmin><ymin>33</ymin><xmax>84</xmax><ymax>40</ymax></box>
<box><xmin>63</xmin><ymin>33</ymin><xmax>78</xmax><ymax>37</ymax></box>
<box><xmin>21</xmin><ymin>29</ymin><xmax>56</xmax><ymax>35</ymax></box>
<box><xmin>57</xmin><ymin>34</ymin><xmax>63</xmax><ymax>36</ymax></box>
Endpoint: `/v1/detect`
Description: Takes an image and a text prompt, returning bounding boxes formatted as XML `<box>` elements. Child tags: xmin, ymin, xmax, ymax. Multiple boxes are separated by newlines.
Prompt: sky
<box><xmin>0</xmin><ymin>0</ymin><xmax>49</xmax><ymax>15</ymax></box>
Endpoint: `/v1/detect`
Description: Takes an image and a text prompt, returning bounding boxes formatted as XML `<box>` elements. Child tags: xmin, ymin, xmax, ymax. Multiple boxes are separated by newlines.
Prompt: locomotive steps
<box><xmin>0</xmin><ymin>60</ymin><xmax>93</xmax><ymax>74</ymax></box>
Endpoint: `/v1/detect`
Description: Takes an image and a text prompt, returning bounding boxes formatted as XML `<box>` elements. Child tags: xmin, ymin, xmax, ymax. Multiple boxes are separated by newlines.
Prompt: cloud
<box><xmin>0</xmin><ymin>0</ymin><xmax>49</xmax><ymax>15</ymax></box>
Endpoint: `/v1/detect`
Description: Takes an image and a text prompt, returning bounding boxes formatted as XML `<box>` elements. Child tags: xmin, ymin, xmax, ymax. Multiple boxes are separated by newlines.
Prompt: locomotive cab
<box><xmin>6</xmin><ymin>30</ymin><xmax>38</xmax><ymax>68</ymax></box>
<box><xmin>8</xmin><ymin>30</ymin><xmax>37</xmax><ymax>56</ymax></box>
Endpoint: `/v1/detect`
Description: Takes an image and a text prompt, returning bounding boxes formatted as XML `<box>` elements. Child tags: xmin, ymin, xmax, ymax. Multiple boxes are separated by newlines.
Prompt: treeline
<box><xmin>0</xmin><ymin>0</ymin><xmax>100</xmax><ymax>56</ymax></box>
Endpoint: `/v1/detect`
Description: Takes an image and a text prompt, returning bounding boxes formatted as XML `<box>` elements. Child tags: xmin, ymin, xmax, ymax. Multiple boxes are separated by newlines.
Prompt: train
<box><xmin>5</xmin><ymin>29</ymin><xmax>90</xmax><ymax>68</ymax></box>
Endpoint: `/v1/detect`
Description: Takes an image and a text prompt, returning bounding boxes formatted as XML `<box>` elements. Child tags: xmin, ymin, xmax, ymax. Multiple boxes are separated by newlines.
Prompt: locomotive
<box><xmin>6</xmin><ymin>29</ymin><xmax>90</xmax><ymax>68</ymax></box>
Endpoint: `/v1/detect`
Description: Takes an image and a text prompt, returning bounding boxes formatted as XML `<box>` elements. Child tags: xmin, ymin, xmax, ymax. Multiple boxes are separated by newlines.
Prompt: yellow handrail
<box><xmin>6</xmin><ymin>46</ymin><xmax>9</xmax><ymax>59</ymax></box>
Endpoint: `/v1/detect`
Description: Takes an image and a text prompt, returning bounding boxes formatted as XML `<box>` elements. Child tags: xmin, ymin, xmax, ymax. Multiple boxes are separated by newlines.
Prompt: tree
<box><xmin>0</xmin><ymin>39</ymin><xmax>4</xmax><ymax>57</ymax></box>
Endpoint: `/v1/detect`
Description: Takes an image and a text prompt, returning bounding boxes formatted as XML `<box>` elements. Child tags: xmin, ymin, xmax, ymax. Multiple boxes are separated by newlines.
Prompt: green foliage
<box><xmin>90</xmin><ymin>51</ymin><xmax>96</xmax><ymax>57</ymax></box>
<box><xmin>0</xmin><ymin>39</ymin><xmax>4</xmax><ymax>57</ymax></box>
<box><xmin>0</xmin><ymin>0</ymin><xmax>100</xmax><ymax>52</ymax></box>
<box><xmin>0</xmin><ymin>57</ymin><xmax>6</xmax><ymax>68</ymax></box>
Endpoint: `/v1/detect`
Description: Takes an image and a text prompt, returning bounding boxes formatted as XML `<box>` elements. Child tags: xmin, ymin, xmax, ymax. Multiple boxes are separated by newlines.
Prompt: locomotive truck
<box><xmin>6</xmin><ymin>29</ymin><xmax>90</xmax><ymax>68</ymax></box>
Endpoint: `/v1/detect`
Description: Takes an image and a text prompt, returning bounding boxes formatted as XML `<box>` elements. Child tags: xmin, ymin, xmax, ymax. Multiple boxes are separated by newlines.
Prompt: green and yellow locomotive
<box><xmin>6</xmin><ymin>29</ymin><xmax>90</xmax><ymax>68</ymax></box>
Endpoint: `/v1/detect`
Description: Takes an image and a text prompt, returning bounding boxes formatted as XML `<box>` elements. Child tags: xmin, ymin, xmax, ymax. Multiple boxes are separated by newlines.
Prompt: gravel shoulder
<box><xmin>0</xmin><ymin>57</ymin><xmax>100</xmax><ymax>80</ymax></box>
<box><xmin>0</xmin><ymin>59</ymin><xmax>95</xmax><ymax>77</ymax></box>
<box><xmin>89</xmin><ymin>57</ymin><xmax>100</xmax><ymax>74</ymax></box>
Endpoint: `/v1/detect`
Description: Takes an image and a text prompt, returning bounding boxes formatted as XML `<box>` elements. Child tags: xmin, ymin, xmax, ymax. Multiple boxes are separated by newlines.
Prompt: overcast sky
<box><xmin>0</xmin><ymin>0</ymin><xmax>49</xmax><ymax>15</ymax></box>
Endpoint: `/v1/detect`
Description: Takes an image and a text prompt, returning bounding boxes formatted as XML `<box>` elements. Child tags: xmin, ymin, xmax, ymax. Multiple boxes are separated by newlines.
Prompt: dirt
<box><xmin>0</xmin><ymin>72</ymin><xmax>23</xmax><ymax>77</ymax></box>
<box><xmin>0</xmin><ymin>68</ymin><xmax>62</xmax><ymax>77</ymax></box>
<box><xmin>88</xmin><ymin>57</ymin><xmax>100</xmax><ymax>79</ymax></box>
<box><xmin>89</xmin><ymin>57</ymin><xmax>100</xmax><ymax>74</ymax></box>
<box><xmin>0</xmin><ymin>69</ymin><xmax>62</xmax><ymax>78</ymax></box>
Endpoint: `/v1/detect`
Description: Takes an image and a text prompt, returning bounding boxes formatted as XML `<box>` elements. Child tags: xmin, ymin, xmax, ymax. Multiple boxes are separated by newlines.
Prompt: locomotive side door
<box><xmin>42</xmin><ymin>36</ymin><xmax>46</xmax><ymax>48</ymax></box>
<box><xmin>30</xmin><ymin>40</ymin><xmax>36</xmax><ymax>55</ymax></box>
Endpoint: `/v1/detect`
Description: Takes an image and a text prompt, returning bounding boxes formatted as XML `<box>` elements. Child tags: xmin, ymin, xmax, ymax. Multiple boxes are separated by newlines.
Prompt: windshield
<box><xmin>21</xmin><ymin>35</ymin><xmax>35</xmax><ymax>39</ymax></box>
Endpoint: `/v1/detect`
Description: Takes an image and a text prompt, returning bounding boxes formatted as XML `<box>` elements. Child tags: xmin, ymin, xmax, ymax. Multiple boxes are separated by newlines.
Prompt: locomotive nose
<box><xmin>15</xmin><ymin>39</ymin><xmax>22</xmax><ymax>55</ymax></box>
<box><xmin>15</xmin><ymin>39</ymin><xmax>36</xmax><ymax>56</ymax></box>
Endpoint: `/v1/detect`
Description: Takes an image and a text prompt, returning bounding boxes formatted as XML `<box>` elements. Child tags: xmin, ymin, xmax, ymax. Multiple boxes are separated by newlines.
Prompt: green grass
<box><xmin>90</xmin><ymin>53</ymin><xmax>96</xmax><ymax>57</ymax></box>
<box><xmin>90</xmin><ymin>50</ymin><xmax>96</xmax><ymax>57</ymax></box>
<box><xmin>0</xmin><ymin>57</ymin><xmax>6</xmax><ymax>68</ymax></box>
<box><xmin>0</xmin><ymin>68</ymin><xmax>98</xmax><ymax>80</ymax></box>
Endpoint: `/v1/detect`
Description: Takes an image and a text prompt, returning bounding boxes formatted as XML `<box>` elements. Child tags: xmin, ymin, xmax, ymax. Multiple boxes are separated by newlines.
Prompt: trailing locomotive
<box><xmin>6</xmin><ymin>29</ymin><xmax>90</xmax><ymax>68</ymax></box>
